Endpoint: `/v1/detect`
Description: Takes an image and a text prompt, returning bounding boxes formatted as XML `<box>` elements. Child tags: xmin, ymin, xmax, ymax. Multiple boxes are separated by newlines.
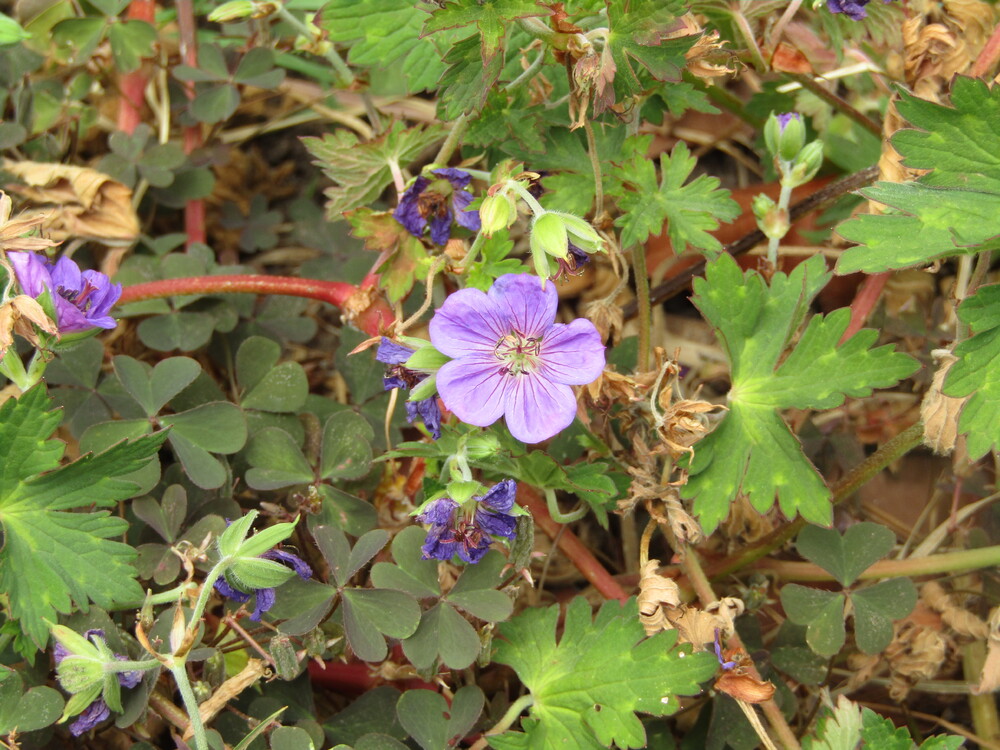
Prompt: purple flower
<box><xmin>394</xmin><ymin>168</ymin><xmax>481</xmax><ymax>245</ymax></box>
<box><xmin>776</xmin><ymin>112</ymin><xmax>801</xmax><ymax>130</ymax></box>
<box><xmin>8</xmin><ymin>252</ymin><xmax>121</xmax><ymax>333</ymax></box>
<box><xmin>215</xmin><ymin>548</ymin><xmax>312</xmax><ymax>621</ymax></box>
<box><xmin>375</xmin><ymin>337</ymin><xmax>443</xmax><ymax>439</ymax></box>
<box><xmin>52</xmin><ymin>628</ymin><xmax>141</xmax><ymax>736</ymax></box>
<box><xmin>429</xmin><ymin>274</ymin><xmax>605</xmax><ymax>444</ymax></box>
<box><xmin>827</xmin><ymin>0</ymin><xmax>894</xmax><ymax>20</ymax></box>
<box><xmin>418</xmin><ymin>479</ymin><xmax>518</xmax><ymax>563</ymax></box>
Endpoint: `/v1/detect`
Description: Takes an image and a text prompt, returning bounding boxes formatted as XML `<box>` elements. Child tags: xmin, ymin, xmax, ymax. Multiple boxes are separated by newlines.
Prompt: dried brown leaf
<box><xmin>921</xmin><ymin>352</ymin><xmax>965</xmax><ymax>455</ymax></box>
<box><xmin>637</xmin><ymin>559</ymin><xmax>681</xmax><ymax>636</ymax></box>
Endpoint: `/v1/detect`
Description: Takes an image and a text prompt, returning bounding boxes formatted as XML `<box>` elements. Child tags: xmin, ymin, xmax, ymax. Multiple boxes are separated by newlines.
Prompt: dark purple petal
<box><xmin>384</xmin><ymin>375</ymin><xmax>408</xmax><ymax>390</ymax></box>
<box><xmin>479</xmin><ymin>478</ymin><xmax>516</xmax><ymax>514</ymax></box>
<box><xmin>827</xmin><ymin>0</ymin><xmax>870</xmax><ymax>19</ymax></box>
<box><xmin>418</xmin><ymin>497</ymin><xmax>459</xmax><ymax>525</ymax></box>
<box><xmin>69</xmin><ymin>698</ymin><xmax>110</xmax><ymax>736</ymax></box>
<box><xmin>8</xmin><ymin>251</ymin><xmax>51</xmax><ymax>297</ymax></box>
<box><xmin>475</xmin><ymin>507</ymin><xmax>517</xmax><ymax>540</ymax></box>
<box><xmin>406</xmin><ymin>397</ymin><xmax>443</xmax><ymax>439</ymax></box>
<box><xmin>503</xmin><ymin>373</ymin><xmax>578</xmax><ymax>444</ymax></box>
<box><xmin>487</xmin><ymin>274</ymin><xmax>558</xmax><ymax>339</ymax></box>
<box><xmin>429</xmin><ymin>287</ymin><xmax>514</xmax><ymax>358</ymax></box>
<box><xmin>538</xmin><ymin>319</ymin><xmax>606</xmax><ymax>386</ymax></box>
<box><xmin>435</xmin><ymin>356</ymin><xmax>511</xmax><ymax>428</ymax></box>
<box><xmin>115</xmin><ymin>655</ymin><xmax>143</xmax><ymax>688</ymax></box>
<box><xmin>261</xmin><ymin>548</ymin><xmax>313</xmax><ymax>580</ymax></box>
<box><xmin>376</xmin><ymin>337</ymin><xmax>415</xmax><ymax>365</ymax></box>
<box><xmin>456</xmin><ymin>532</ymin><xmax>491</xmax><ymax>564</ymax></box>
<box><xmin>431</xmin><ymin>167</ymin><xmax>472</xmax><ymax>188</ymax></box>
<box><xmin>393</xmin><ymin>176</ymin><xmax>431</xmax><ymax>238</ymax></box>
<box><xmin>429</xmin><ymin>210</ymin><xmax>453</xmax><ymax>246</ymax></box>
<box><xmin>421</xmin><ymin>523</ymin><xmax>460</xmax><ymax>561</ymax></box>
<box><xmin>249</xmin><ymin>588</ymin><xmax>276</xmax><ymax>621</ymax></box>
<box><xmin>451</xmin><ymin>190</ymin><xmax>482</xmax><ymax>232</ymax></box>
<box><xmin>214</xmin><ymin>577</ymin><xmax>251</xmax><ymax>603</ymax></box>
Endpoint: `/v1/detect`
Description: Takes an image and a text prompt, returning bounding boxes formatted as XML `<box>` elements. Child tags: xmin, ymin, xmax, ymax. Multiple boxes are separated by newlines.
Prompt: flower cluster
<box><xmin>215</xmin><ymin>548</ymin><xmax>312</xmax><ymax>621</ymax></box>
<box><xmin>376</xmin><ymin>337</ymin><xmax>443</xmax><ymax>439</ymax></box>
<box><xmin>394</xmin><ymin>167</ymin><xmax>481</xmax><ymax>245</ymax></box>
<box><xmin>8</xmin><ymin>251</ymin><xmax>121</xmax><ymax>333</ymax></box>
<box><xmin>52</xmin><ymin>628</ymin><xmax>141</xmax><ymax>736</ymax></box>
<box><xmin>429</xmin><ymin>274</ymin><xmax>606</xmax><ymax>444</ymax></box>
<box><xmin>418</xmin><ymin>478</ymin><xmax>518</xmax><ymax>563</ymax></box>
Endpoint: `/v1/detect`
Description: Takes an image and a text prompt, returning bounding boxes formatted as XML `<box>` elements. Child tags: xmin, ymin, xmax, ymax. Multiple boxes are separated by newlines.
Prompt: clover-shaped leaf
<box><xmin>395</xmin><ymin>686</ymin><xmax>484</xmax><ymax>750</ymax></box>
<box><xmin>795</xmin><ymin>522</ymin><xmax>894</xmax><ymax>587</ymax></box>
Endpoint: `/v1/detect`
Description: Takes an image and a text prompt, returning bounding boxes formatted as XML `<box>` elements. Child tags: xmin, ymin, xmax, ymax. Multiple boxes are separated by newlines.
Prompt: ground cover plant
<box><xmin>0</xmin><ymin>0</ymin><xmax>999</xmax><ymax>748</ymax></box>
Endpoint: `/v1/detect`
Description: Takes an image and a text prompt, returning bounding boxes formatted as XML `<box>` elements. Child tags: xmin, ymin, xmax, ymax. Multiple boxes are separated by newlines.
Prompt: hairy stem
<box><xmin>631</xmin><ymin>242</ymin><xmax>652</xmax><ymax>372</ymax></box>
<box><xmin>435</xmin><ymin>113</ymin><xmax>469</xmax><ymax>165</ymax></box>
<box><xmin>766</xmin><ymin>182</ymin><xmax>794</xmax><ymax>267</ymax></box>
<box><xmin>757</xmin><ymin>544</ymin><xmax>1000</xmax><ymax>581</ymax></box>
<box><xmin>582</xmin><ymin>117</ymin><xmax>603</xmax><ymax>217</ymax></box>
<box><xmin>275</xmin><ymin>4</ymin><xmax>354</xmax><ymax>86</ymax></box>
<box><xmin>789</xmin><ymin>74</ymin><xmax>881</xmax><ymax>137</ymax></box>
<box><xmin>172</xmin><ymin>662</ymin><xmax>208</xmax><ymax>750</ymax></box>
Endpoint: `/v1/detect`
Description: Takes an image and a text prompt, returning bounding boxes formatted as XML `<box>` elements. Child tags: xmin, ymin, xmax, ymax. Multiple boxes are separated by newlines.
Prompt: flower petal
<box><xmin>70</xmin><ymin>699</ymin><xmax>110</xmax><ymax>736</ymax></box>
<box><xmin>475</xmin><ymin>507</ymin><xmax>517</xmax><ymax>540</ymax></box>
<box><xmin>250</xmin><ymin>587</ymin><xmax>276</xmax><ymax>621</ymax></box>
<box><xmin>479</xmin><ymin>478</ymin><xmax>516</xmax><ymax>513</ymax></box>
<box><xmin>429</xmin><ymin>287</ymin><xmax>512</xmax><ymax>357</ymax></box>
<box><xmin>436</xmin><ymin>356</ymin><xmax>510</xmax><ymax>427</ymax></box>
<box><xmin>503</xmin><ymin>373</ymin><xmax>578</xmax><ymax>444</ymax></box>
<box><xmin>8</xmin><ymin>251</ymin><xmax>51</xmax><ymax>297</ymax></box>
<box><xmin>262</xmin><ymin>548</ymin><xmax>313</xmax><ymax>580</ymax></box>
<box><xmin>214</xmin><ymin>577</ymin><xmax>251</xmax><ymax>603</ymax></box>
<box><xmin>538</xmin><ymin>319</ymin><xmax>606</xmax><ymax>385</ymax></box>
<box><xmin>487</xmin><ymin>274</ymin><xmax>557</xmax><ymax>339</ymax></box>
<box><xmin>376</xmin><ymin>337</ymin><xmax>414</xmax><ymax>365</ymax></box>
<box><xmin>452</xmin><ymin>190</ymin><xmax>482</xmax><ymax>232</ymax></box>
<box><xmin>393</xmin><ymin>176</ymin><xmax>430</xmax><ymax>238</ymax></box>
<box><xmin>406</xmin><ymin>397</ymin><xmax>443</xmax><ymax>439</ymax></box>
<box><xmin>418</xmin><ymin>497</ymin><xmax>458</xmax><ymax>525</ymax></box>
<box><xmin>421</xmin><ymin>523</ymin><xmax>459</xmax><ymax>560</ymax></box>
<box><xmin>429</xmin><ymin>210</ymin><xmax>453</xmax><ymax>246</ymax></box>
<box><xmin>432</xmin><ymin>167</ymin><xmax>472</xmax><ymax>188</ymax></box>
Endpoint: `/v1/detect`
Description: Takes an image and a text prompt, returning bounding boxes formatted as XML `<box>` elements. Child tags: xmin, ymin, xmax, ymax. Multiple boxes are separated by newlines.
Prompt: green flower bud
<box><xmin>529</xmin><ymin>211</ymin><xmax>569</xmax><ymax>259</ymax></box>
<box><xmin>207</xmin><ymin>0</ymin><xmax>257</xmax><ymax>22</ymax></box>
<box><xmin>479</xmin><ymin>193</ymin><xmax>516</xmax><ymax>236</ymax></box>
<box><xmin>785</xmin><ymin>140</ymin><xmax>824</xmax><ymax>187</ymax></box>
<box><xmin>764</xmin><ymin>112</ymin><xmax>806</xmax><ymax>162</ymax></box>
<box><xmin>554</xmin><ymin>211</ymin><xmax>606</xmax><ymax>254</ymax></box>
<box><xmin>752</xmin><ymin>192</ymin><xmax>789</xmax><ymax>240</ymax></box>
<box><xmin>465</xmin><ymin>432</ymin><xmax>501</xmax><ymax>460</ymax></box>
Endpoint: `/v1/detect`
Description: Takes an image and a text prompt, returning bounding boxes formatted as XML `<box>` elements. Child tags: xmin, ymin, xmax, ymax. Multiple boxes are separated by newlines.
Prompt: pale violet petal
<box><xmin>487</xmin><ymin>274</ymin><xmax>557</xmax><ymax>339</ymax></box>
<box><xmin>503</xmin><ymin>373</ymin><xmax>577</xmax><ymax>444</ymax></box>
<box><xmin>435</xmin><ymin>356</ymin><xmax>510</xmax><ymax>427</ymax></box>
<box><xmin>538</xmin><ymin>319</ymin><xmax>606</xmax><ymax>385</ymax></box>
<box><xmin>429</xmin><ymin>287</ymin><xmax>512</xmax><ymax>358</ymax></box>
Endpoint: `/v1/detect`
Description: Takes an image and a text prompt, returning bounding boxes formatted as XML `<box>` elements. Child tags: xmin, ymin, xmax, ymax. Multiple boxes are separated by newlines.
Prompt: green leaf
<box><xmin>801</xmin><ymin>696</ymin><xmax>863</xmax><ymax>750</ymax></box>
<box><xmin>160</xmin><ymin>401</ymin><xmax>247</xmax><ymax>454</ymax></box>
<box><xmin>137</xmin><ymin>311</ymin><xmax>216</xmax><ymax>352</ymax></box>
<box><xmin>421</xmin><ymin>0</ymin><xmax>545</xmax><ymax>64</ymax></box>
<box><xmin>491</xmin><ymin>597</ymin><xmax>717</xmax><ymax>750</ymax></box>
<box><xmin>0</xmin><ymin>668</ymin><xmax>64</xmax><ymax>734</ymax></box>
<box><xmin>302</xmin><ymin>121</ymin><xmax>445</xmax><ymax>219</ymax></box>
<box><xmin>835</xmin><ymin>77</ymin><xmax>1000</xmax><ymax>273</ymax></box>
<box><xmin>611</xmin><ymin>142</ymin><xmax>739</xmax><ymax>253</ymax></box>
<box><xmin>447</xmin><ymin>550</ymin><xmax>513</xmax><ymax>622</ymax></box>
<box><xmin>321</xmin><ymin>411</ymin><xmax>374</xmax><ymax>481</ymax></box>
<box><xmin>107</xmin><ymin>19</ymin><xmax>155</xmax><ymax>73</ymax></box>
<box><xmin>232</xmin><ymin>47</ymin><xmax>284</xmax><ymax>88</ymax></box>
<box><xmin>857</xmin><ymin>707</ymin><xmax>916</xmax><ymax>750</ymax></box>
<box><xmin>681</xmin><ymin>254</ymin><xmax>919</xmax><ymax>533</ymax></box>
<box><xmin>113</xmin><ymin>355</ymin><xmax>201</xmax><ymax>417</ymax></box>
<box><xmin>402</xmin><ymin>601</ymin><xmax>481</xmax><ymax>670</ymax></box>
<box><xmin>245</xmin><ymin>427</ymin><xmax>314</xmax><ymax>490</ymax></box>
<box><xmin>943</xmin><ymin>283</ymin><xmax>1000</xmax><ymax>459</ymax></box>
<box><xmin>241</xmin><ymin>359</ymin><xmax>307</xmax><ymax>413</ymax></box>
<box><xmin>190</xmin><ymin>83</ymin><xmax>240</xmax><ymax>123</ymax></box>
<box><xmin>396</xmin><ymin>686</ymin><xmax>484</xmax><ymax>750</ymax></box>
<box><xmin>795</xmin><ymin>522</ymin><xmax>895</xmax><ymax>586</ymax></box>
<box><xmin>779</xmin><ymin>585</ymin><xmax>846</xmax><ymax>658</ymax></box>
<box><xmin>465</xmin><ymin>232</ymin><xmax>525</xmax><ymax>291</ymax></box>
<box><xmin>341</xmin><ymin>588</ymin><xmax>420</xmax><ymax>662</ymax></box>
<box><xmin>0</xmin><ymin>388</ymin><xmax>166</xmax><ymax>652</ymax></box>
<box><xmin>0</xmin><ymin>12</ymin><xmax>31</xmax><ymax>45</ymax></box>
<box><xmin>435</xmin><ymin>32</ymin><xmax>503</xmax><ymax>121</ymax></box>
<box><xmin>851</xmin><ymin>578</ymin><xmax>917</xmax><ymax>654</ymax></box>
<box><xmin>370</xmin><ymin>526</ymin><xmax>441</xmax><ymax>599</ymax></box>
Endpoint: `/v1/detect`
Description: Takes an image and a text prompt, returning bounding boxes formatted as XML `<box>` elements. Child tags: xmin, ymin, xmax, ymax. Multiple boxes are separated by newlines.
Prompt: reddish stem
<box><xmin>119</xmin><ymin>274</ymin><xmax>395</xmax><ymax>337</ymax></box>
<box><xmin>117</xmin><ymin>0</ymin><xmax>156</xmax><ymax>134</ymax></box>
<box><xmin>839</xmin><ymin>270</ymin><xmax>890</xmax><ymax>344</ymax></box>
<box><xmin>971</xmin><ymin>21</ymin><xmax>1000</xmax><ymax>78</ymax></box>
<box><xmin>175</xmin><ymin>0</ymin><xmax>206</xmax><ymax>246</ymax></box>
<box><xmin>517</xmin><ymin>485</ymin><xmax>628</xmax><ymax>602</ymax></box>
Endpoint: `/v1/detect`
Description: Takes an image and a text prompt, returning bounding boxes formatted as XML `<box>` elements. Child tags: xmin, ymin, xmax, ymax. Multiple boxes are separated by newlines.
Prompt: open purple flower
<box><xmin>418</xmin><ymin>479</ymin><xmax>517</xmax><ymax>563</ymax></box>
<box><xmin>52</xmin><ymin>628</ymin><xmax>141</xmax><ymax>736</ymax></box>
<box><xmin>376</xmin><ymin>337</ymin><xmax>443</xmax><ymax>439</ymax></box>
<box><xmin>215</xmin><ymin>548</ymin><xmax>312</xmax><ymax>621</ymax></box>
<box><xmin>827</xmin><ymin>0</ymin><xmax>894</xmax><ymax>20</ymax></box>
<box><xmin>394</xmin><ymin>167</ymin><xmax>481</xmax><ymax>246</ymax></box>
<box><xmin>8</xmin><ymin>251</ymin><xmax>121</xmax><ymax>332</ymax></box>
<box><xmin>429</xmin><ymin>274</ymin><xmax>605</xmax><ymax>444</ymax></box>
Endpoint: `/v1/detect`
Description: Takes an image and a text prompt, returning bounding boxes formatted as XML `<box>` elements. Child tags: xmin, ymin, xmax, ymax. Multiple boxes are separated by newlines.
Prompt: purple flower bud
<box><xmin>8</xmin><ymin>252</ymin><xmax>121</xmax><ymax>333</ymax></box>
<box><xmin>776</xmin><ymin>112</ymin><xmax>801</xmax><ymax>131</ymax></box>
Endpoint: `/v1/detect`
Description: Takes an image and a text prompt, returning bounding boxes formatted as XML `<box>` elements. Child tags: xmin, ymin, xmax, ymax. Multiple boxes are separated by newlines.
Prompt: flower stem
<box><xmin>509</xmin><ymin>181</ymin><xmax>545</xmax><ymax>216</ymax></box>
<box><xmin>544</xmin><ymin>487</ymin><xmax>587</xmax><ymax>523</ymax></box>
<box><xmin>435</xmin><ymin>113</ymin><xmax>468</xmax><ymax>165</ymax></box>
<box><xmin>172</xmin><ymin>661</ymin><xmax>208</xmax><ymax>750</ymax></box>
<box><xmin>119</xmin><ymin>275</ymin><xmax>394</xmax><ymax>337</ymax></box>
<box><xmin>275</xmin><ymin>4</ymin><xmax>354</xmax><ymax>86</ymax></box>
<box><xmin>109</xmin><ymin>658</ymin><xmax>162</xmax><ymax>672</ymax></box>
<box><xmin>766</xmin><ymin>182</ymin><xmax>793</xmax><ymax>268</ymax></box>
<box><xmin>0</xmin><ymin>348</ymin><xmax>30</xmax><ymax>391</ymax></box>
<box><xmin>582</xmin><ymin>117</ymin><xmax>603</xmax><ymax>217</ymax></box>
<box><xmin>485</xmin><ymin>693</ymin><xmax>535</xmax><ymax>736</ymax></box>
<box><xmin>630</xmin><ymin>241</ymin><xmax>652</xmax><ymax>372</ymax></box>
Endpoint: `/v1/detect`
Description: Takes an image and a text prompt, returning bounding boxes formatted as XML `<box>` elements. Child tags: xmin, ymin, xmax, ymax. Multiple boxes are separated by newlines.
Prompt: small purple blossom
<box><xmin>394</xmin><ymin>168</ymin><xmax>481</xmax><ymax>246</ymax></box>
<box><xmin>827</xmin><ymin>0</ymin><xmax>894</xmax><ymax>20</ymax></box>
<box><xmin>52</xmin><ymin>629</ymin><xmax>141</xmax><ymax>736</ymax></box>
<box><xmin>8</xmin><ymin>252</ymin><xmax>121</xmax><ymax>332</ymax></box>
<box><xmin>429</xmin><ymin>274</ymin><xmax>606</xmax><ymax>444</ymax></box>
<box><xmin>376</xmin><ymin>337</ymin><xmax>443</xmax><ymax>439</ymax></box>
<box><xmin>776</xmin><ymin>112</ymin><xmax>801</xmax><ymax>131</ymax></box>
<box><xmin>215</xmin><ymin>548</ymin><xmax>312</xmax><ymax>621</ymax></box>
<box><xmin>418</xmin><ymin>479</ymin><xmax>518</xmax><ymax>563</ymax></box>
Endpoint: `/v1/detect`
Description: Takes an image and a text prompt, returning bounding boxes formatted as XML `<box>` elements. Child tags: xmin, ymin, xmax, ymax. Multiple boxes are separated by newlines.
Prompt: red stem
<box><xmin>119</xmin><ymin>275</ymin><xmax>395</xmax><ymax>337</ymax></box>
<box><xmin>971</xmin><ymin>20</ymin><xmax>1000</xmax><ymax>78</ymax></box>
<box><xmin>175</xmin><ymin>0</ymin><xmax>206</xmax><ymax>246</ymax></box>
<box><xmin>117</xmin><ymin>0</ymin><xmax>156</xmax><ymax>134</ymax></box>
<box><xmin>517</xmin><ymin>485</ymin><xmax>629</xmax><ymax>602</ymax></box>
<box><xmin>839</xmin><ymin>270</ymin><xmax>890</xmax><ymax>344</ymax></box>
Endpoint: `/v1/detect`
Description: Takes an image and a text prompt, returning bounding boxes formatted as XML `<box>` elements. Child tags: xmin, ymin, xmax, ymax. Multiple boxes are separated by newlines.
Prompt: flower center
<box><xmin>58</xmin><ymin>280</ymin><xmax>99</xmax><ymax>311</ymax></box>
<box><xmin>495</xmin><ymin>330</ymin><xmax>542</xmax><ymax>376</ymax></box>
<box><xmin>417</xmin><ymin>179</ymin><xmax>454</xmax><ymax>220</ymax></box>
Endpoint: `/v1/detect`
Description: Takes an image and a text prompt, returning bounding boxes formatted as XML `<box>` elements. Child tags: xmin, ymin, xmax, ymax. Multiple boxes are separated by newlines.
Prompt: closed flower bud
<box><xmin>555</xmin><ymin>212</ymin><xmax>606</xmax><ymax>254</ymax></box>
<box><xmin>207</xmin><ymin>0</ymin><xmax>257</xmax><ymax>21</ymax></box>
<box><xmin>785</xmin><ymin>140</ymin><xmax>824</xmax><ymax>187</ymax></box>
<box><xmin>530</xmin><ymin>211</ymin><xmax>569</xmax><ymax>259</ymax></box>
<box><xmin>764</xmin><ymin>112</ymin><xmax>805</xmax><ymax>162</ymax></box>
<box><xmin>465</xmin><ymin>432</ymin><xmax>501</xmax><ymax>460</ymax></box>
<box><xmin>479</xmin><ymin>193</ymin><xmax>516</xmax><ymax>236</ymax></box>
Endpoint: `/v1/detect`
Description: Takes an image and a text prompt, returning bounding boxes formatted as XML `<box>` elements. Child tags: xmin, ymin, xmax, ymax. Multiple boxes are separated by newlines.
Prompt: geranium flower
<box><xmin>827</xmin><ymin>0</ymin><xmax>893</xmax><ymax>20</ymax></box>
<box><xmin>214</xmin><ymin>548</ymin><xmax>312</xmax><ymax>621</ymax></box>
<box><xmin>52</xmin><ymin>628</ymin><xmax>141</xmax><ymax>736</ymax></box>
<box><xmin>376</xmin><ymin>337</ymin><xmax>443</xmax><ymax>439</ymax></box>
<box><xmin>429</xmin><ymin>274</ymin><xmax>606</xmax><ymax>444</ymax></box>
<box><xmin>418</xmin><ymin>479</ymin><xmax>517</xmax><ymax>563</ymax></box>
<box><xmin>393</xmin><ymin>167</ymin><xmax>481</xmax><ymax>245</ymax></box>
<box><xmin>8</xmin><ymin>251</ymin><xmax>121</xmax><ymax>332</ymax></box>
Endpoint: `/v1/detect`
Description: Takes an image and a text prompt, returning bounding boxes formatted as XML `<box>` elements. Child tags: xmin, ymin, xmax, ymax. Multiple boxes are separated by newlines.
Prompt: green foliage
<box><xmin>610</xmin><ymin>142</ymin><xmax>740</xmax><ymax>253</ymax></box>
<box><xmin>802</xmin><ymin>696</ymin><xmax>963</xmax><ymax>750</ymax></box>
<box><xmin>490</xmin><ymin>596</ymin><xmax>717</xmax><ymax>749</ymax></box>
<box><xmin>0</xmin><ymin>386</ymin><xmax>166</xmax><ymax>654</ymax></box>
<box><xmin>942</xmin><ymin>283</ymin><xmax>1000</xmax><ymax>459</ymax></box>
<box><xmin>174</xmin><ymin>45</ymin><xmax>285</xmax><ymax>123</ymax></box>
<box><xmin>836</xmin><ymin>76</ymin><xmax>1000</xmax><ymax>273</ymax></box>
<box><xmin>464</xmin><ymin>231</ymin><xmax>525</xmax><ymax>291</ymax></box>
<box><xmin>422</xmin><ymin>0</ymin><xmax>546</xmax><ymax>64</ymax></box>
<box><xmin>52</xmin><ymin>1</ymin><xmax>155</xmax><ymax>73</ymax></box>
<box><xmin>780</xmin><ymin>523</ymin><xmax>917</xmax><ymax>656</ymax></box>
<box><xmin>303</xmin><ymin>122</ymin><xmax>446</xmax><ymax>219</ymax></box>
<box><xmin>98</xmin><ymin>124</ymin><xmax>186</xmax><ymax>189</ymax></box>
<box><xmin>0</xmin><ymin>666</ymin><xmax>64</xmax><ymax>735</ymax></box>
<box><xmin>681</xmin><ymin>255</ymin><xmax>919</xmax><ymax>533</ymax></box>
<box><xmin>395</xmin><ymin>686</ymin><xmax>484</xmax><ymax>750</ymax></box>
<box><xmin>345</xmin><ymin>207</ymin><xmax>430</xmax><ymax>303</ymax></box>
